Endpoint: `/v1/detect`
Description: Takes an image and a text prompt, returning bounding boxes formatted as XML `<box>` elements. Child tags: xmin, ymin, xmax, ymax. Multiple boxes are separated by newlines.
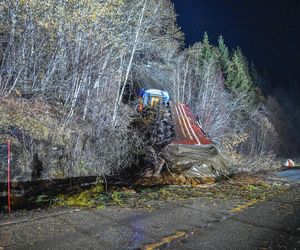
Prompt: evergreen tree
<box><xmin>199</xmin><ymin>32</ymin><xmax>213</xmax><ymax>64</ymax></box>
<box><xmin>217</xmin><ymin>35</ymin><xmax>230</xmax><ymax>73</ymax></box>
<box><xmin>226</xmin><ymin>48</ymin><xmax>255</xmax><ymax>103</ymax></box>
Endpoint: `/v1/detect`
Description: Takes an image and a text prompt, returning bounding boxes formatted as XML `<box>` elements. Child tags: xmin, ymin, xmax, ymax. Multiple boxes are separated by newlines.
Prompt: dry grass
<box><xmin>135</xmin><ymin>172</ymin><xmax>215</xmax><ymax>186</ymax></box>
<box><xmin>221</xmin><ymin>133</ymin><xmax>281</xmax><ymax>173</ymax></box>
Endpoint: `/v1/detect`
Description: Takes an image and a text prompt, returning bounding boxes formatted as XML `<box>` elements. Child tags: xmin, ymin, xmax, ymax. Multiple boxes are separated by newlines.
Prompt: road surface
<box><xmin>0</xmin><ymin>171</ymin><xmax>299</xmax><ymax>249</ymax></box>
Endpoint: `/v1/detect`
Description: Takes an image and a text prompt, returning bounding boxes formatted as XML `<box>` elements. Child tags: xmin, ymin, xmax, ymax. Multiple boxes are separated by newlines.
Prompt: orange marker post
<box><xmin>7</xmin><ymin>140</ymin><xmax>11</xmax><ymax>213</ymax></box>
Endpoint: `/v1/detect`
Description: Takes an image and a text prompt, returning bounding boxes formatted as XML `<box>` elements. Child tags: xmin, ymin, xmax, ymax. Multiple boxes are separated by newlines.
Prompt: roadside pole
<box><xmin>7</xmin><ymin>140</ymin><xmax>11</xmax><ymax>213</ymax></box>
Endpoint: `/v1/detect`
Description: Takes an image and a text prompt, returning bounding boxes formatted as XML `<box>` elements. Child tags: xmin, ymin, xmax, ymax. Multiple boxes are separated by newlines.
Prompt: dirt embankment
<box><xmin>0</xmin><ymin>97</ymin><xmax>80</xmax><ymax>182</ymax></box>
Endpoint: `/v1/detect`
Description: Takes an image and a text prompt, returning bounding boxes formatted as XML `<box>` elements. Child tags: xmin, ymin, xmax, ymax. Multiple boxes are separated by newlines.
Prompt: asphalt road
<box><xmin>171</xmin><ymin>184</ymin><xmax>300</xmax><ymax>250</ymax></box>
<box><xmin>0</xmin><ymin>171</ymin><xmax>299</xmax><ymax>250</ymax></box>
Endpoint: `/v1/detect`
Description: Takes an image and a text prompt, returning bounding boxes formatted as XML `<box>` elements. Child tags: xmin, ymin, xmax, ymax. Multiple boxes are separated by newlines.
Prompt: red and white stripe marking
<box><xmin>174</xmin><ymin>104</ymin><xmax>202</xmax><ymax>145</ymax></box>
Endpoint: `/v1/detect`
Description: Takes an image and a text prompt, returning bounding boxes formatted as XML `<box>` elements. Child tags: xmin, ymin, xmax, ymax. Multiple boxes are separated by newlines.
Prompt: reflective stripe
<box><xmin>179</xmin><ymin>104</ymin><xmax>201</xmax><ymax>145</ymax></box>
<box><xmin>177</xmin><ymin>104</ymin><xmax>193</xmax><ymax>140</ymax></box>
<box><xmin>175</xmin><ymin>105</ymin><xmax>187</xmax><ymax>138</ymax></box>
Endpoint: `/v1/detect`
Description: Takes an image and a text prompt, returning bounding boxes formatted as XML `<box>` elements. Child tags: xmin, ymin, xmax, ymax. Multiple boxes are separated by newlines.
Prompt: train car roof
<box><xmin>144</xmin><ymin>89</ymin><xmax>169</xmax><ymax>97</ymax></box>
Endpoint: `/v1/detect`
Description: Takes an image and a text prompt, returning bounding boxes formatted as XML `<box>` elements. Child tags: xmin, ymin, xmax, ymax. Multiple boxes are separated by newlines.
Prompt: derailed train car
<box><xmin>138</xmin><ymin>88</ymin><xmax>232</xmax><ymax>180</ymax></box>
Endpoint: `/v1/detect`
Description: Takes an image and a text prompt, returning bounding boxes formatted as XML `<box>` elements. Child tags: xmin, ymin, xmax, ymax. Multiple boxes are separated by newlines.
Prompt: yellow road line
<box><xmin>143</xmin><ymin>231</ymin><xmax>186</xmax><ymax>250</ymax></box>
<box><xmin>230</xmin><ymin>199</ymin><xmax>264</xmax><ymax>213</ymax></box>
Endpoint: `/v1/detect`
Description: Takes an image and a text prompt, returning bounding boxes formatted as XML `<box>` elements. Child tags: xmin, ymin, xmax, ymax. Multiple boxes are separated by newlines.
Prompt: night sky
<box><xmin>172</xmin><ymin>0</ymin><xmax>300</xmax><ymax>93</ymax></box>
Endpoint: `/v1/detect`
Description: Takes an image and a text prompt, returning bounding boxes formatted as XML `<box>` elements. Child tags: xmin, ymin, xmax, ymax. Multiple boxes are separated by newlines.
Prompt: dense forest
<box><xmin>0</xmin><ymin>0</ymin><xmax>297</xmax><ymax>180</ymax></box>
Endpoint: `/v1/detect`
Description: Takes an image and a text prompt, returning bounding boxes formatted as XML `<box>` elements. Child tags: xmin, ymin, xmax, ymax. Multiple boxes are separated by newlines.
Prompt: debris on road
<box><xmin>53</xmin><ymin>172</ymin><xmax>289</xmax><ymax>211</ymax></box>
